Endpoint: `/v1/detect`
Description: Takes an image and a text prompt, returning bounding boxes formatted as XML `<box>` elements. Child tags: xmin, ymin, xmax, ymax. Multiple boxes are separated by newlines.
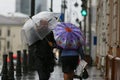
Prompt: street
<box><xmin>0</xmin><ymin>64</ymin><xmax>104</xmax><ymax>80</ymax></box>
<box><xmin>50</xmin><ymin>65</ymin><xmax>104</xmax><ymax>80</ymax></box>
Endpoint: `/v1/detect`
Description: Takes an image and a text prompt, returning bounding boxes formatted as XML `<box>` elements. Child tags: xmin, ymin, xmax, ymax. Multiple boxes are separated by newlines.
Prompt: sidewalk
<box><xmin>0</xmin><ymin>65</ymin><xmax>104</xmax><ymax>80</ymax></box>
<box><xmin>50</xmin><ymin>65</ymin><xmax>104</xmax><ymax>80</ymax></box>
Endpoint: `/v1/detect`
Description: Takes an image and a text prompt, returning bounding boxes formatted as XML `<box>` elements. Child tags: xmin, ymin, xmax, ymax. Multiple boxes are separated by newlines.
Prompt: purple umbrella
<box><xmin>53</xmin><ymin>22</ymin><xmax>85</xmax><ymax>49</ymax></box>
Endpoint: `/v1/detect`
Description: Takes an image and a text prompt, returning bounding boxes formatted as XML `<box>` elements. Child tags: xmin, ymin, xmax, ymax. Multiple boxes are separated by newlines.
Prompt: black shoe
<box><xmin>79</xmin><ymin>76</ymin><xmax>82</xmax><ymax>80</ymax></box>
<box><xmin>74</xmin><ymin>75</ymin><xmax>82</xmax><ymax>80</ymax></box>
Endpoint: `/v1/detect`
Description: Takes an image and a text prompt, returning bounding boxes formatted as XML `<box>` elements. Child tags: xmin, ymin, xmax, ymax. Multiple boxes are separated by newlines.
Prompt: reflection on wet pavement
<box><xmin>50</xmin><ymin>65</ymin><xmax>104</xmax><ymax>80</ymax></box>
<box><xmin>0</xmin><ymin>65</ymin><xmax>104</xmax><ymax>80</ymax></box>
<box><xmin>14</xmin><ymin>71</ymin><xmax>39</xmax><ymax>80</ymax></box>
<box><xmin>50</xmin><ymin>65</ymin><xmax>64</xmax><ymax>80</ymax></box>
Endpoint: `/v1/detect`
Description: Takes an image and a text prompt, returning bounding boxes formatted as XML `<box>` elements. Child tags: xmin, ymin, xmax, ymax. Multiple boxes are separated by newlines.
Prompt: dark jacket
<box><xmin>32</xmin><ymin>31</ymin><xmax>56</xmax><ymax>72</ymax></box>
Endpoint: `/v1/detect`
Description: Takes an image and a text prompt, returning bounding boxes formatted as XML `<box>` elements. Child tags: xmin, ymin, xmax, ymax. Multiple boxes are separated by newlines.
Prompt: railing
<box><xmin>105</xmin><ymin>54</ymin><xmax>114</xmax><ymax>80</ymax></box>
<box><xmin>105</xmin><ymin>54</ymin><xmax>120</xmax><ymax>80</ymax></box>
<box><xmin>112</xmin><ymin>57</ymin><xmax>120</xmax><ymax>80</ymax></box>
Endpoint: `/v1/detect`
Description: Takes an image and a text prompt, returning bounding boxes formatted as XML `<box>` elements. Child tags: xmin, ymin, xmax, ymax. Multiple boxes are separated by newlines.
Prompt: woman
<box><xmin>60</xmin><ymin>49</ymin><xmax>79</xmax><ymax>80</ymax></box>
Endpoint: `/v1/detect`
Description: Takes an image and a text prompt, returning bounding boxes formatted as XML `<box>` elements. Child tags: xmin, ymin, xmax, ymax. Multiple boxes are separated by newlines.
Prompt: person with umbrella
<box><xmin>53</xmin><ymin>22</ymin><xmax>85</xmax><ymax>80</ymax></box>
<box><xmin>21</xmin><ymin>11</ymin><xmax>60</xmax><ymax>80</ymax></box>
<box><xmin>33</xmin><ymin>19</ymin><xmax>57</xmax><ymax>80</ymax></box>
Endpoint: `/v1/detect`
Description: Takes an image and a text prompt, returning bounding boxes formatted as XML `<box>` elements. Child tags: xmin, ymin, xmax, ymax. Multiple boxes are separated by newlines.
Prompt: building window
<box><xmin>7</xmin><ymin>29</ymin><xmax>10</xmax><ymax>36</ymax></box>
<box><xmin>7</xmin><ymin>41</ymin><xmax>10</xmax><ymax>49</ymax></box>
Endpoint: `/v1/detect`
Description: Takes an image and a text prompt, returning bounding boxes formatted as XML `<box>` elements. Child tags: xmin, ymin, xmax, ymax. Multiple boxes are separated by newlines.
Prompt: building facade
<box><xmin>96</xmin><ymin>0</ymin><xmax>120</xmax><ymax>79</ymax></box>
<box><xmin>0</xmin><ymin>15</ymin><xmax>27</xmax><ymax>58</ymax></box>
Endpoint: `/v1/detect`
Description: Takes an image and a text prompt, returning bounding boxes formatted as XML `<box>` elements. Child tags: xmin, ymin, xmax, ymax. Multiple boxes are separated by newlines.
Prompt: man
<box><xmin>32</xmin><ymin>20</ymin><xmax>56</xmax><ymax>80</ymax></box>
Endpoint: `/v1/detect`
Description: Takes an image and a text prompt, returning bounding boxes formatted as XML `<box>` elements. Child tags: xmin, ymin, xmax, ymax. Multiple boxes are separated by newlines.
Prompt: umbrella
<box><xmin>53</xmin><ymin>22</ymin><xmax>85</xmax><ymax>49</ymax></box>
<box><xmin>21</xmin><ymin>19</ymin><xmax>40</xmax><ymax>45</ymax></box>
<box><xmin>21</xmin><ymin>11</ymin><xmax>60</xmax><ymax>46</ymax></box>
<box><xmin>32</xmin><ymin>11</ymin><xmax>60</xmax><ymax>30</ymax></box>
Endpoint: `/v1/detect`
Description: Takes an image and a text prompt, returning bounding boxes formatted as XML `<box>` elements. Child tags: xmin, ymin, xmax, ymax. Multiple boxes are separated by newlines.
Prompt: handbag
<box><xmin>74</xmin><ymin>60</ymin><xmax>88</xmax><ymax>77</ymax></box>
<box><xmin>81</xmin><ymin>68</ymin><xmax>89</xmax><ymax>79</ymax></box>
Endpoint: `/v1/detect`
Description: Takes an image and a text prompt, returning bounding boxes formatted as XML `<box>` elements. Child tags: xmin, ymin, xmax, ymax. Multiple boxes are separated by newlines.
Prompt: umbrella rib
<box><xmin>29</xmin><ymin>18</ymin><xmax>40</xmax><ymax>28</ymax></box>
<box><xmin>72</xmin><ymin>32</ymin><xmax>85</xmax><ymax>44</ymax></box>
<box><xmin>70</xmin><ymin>32</ymin><xmax>80</xmax><ymax>48</ymax></box>
<box><xmin>64</xmin><ymin>32</ymin><xmax>69</xmax><ymax>49</ymax></box>
<box><xmin>54</xmin><ymin>30</ymin><xmax>66</xmax><ymax>38</ymax></box>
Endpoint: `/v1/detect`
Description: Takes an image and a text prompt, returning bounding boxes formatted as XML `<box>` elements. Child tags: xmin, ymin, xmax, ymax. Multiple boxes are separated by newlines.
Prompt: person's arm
<box><xmin>78</xmin><ymin>46</ymin><xmax>85</xmax><ymax>60</ymax></box>
<box><xmin>45</xmin><ymin>31</ymin><xmax>57</xmax><ymax>49</ymax></box>
<box><xmin>46</xmin><ymin>31</ymin><xmax>63</xmax><ymax>57</ymax></box>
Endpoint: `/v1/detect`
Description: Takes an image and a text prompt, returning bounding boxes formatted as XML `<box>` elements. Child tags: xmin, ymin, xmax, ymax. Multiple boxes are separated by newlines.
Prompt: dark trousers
<box><xmin>35</xmin><ymin>56</ymin><xmax>54</xmax><ymax>80</ymax></box>
<box><xmin>37</xmin><ymin>69</ymin><xmax>50</xmax><ymax>80</ymax></box>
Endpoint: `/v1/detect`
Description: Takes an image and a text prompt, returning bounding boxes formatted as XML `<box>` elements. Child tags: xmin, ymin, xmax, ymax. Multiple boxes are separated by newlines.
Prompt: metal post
<box><xmin>30</xmin><ymin>0</ymin><xmax>35</xmax><ymax>18</ymax></box>
<box><xmin>1</xmin><ymin>54</ymin><xmax>8</xmax><ymax>80</ymax></box>
<box><xmin>61</xmin><ymin>0</ymin><xmax>67</xmax><ymax>22</ymax></box>
<box><xmin>22</xmin><ymin>49</ymin><xmax>28</xmax><ymax>74</ymax></box>
<box><xmin>89</xmin><ymin>0</ymin><xmax>92</xmax><ymax>57</ymax></box>
<box><xmin>85</xmin><ymin>0</ymin><xmax>92</xmax><ymax>66</ymax></box>
<box><xmin>63</xmin><ymin>0</ymin><xmax>65</xmax><ymax>21</ymax></box>
<box><xmin>84</xmin><ymin>17</ymin><xmax>86</xmax><ymax>53</ymax></box>
<box><xmin>16</xmin><ymin>50</ymin><xmax>22</xmax><ymax>77</ymax></box>
<box><xmin>50</xmin><ymin>0</ymin><xmax>53</xmax><ymax>12</ymax></box>
<box><xmin>8</xmin><ymin>51</ymin><xmax>15</xmax><ymax>80</ymax></box>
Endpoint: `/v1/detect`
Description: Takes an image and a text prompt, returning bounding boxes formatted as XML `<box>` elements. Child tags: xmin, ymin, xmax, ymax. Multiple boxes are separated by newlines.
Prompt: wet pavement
<box><xmin>0</xmin><ymin>65</ymin><xmax>104</xmax><ymax>80</ymax></box>
<box><xmin>50</xmin><ymin>65</ymin><xmax>105</xmax><ymax>80</ymax></box>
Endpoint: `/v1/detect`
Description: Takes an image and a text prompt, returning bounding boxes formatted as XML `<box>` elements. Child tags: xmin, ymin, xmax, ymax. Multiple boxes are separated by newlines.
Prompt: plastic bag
<box><xmin>74</xmin><ymin>60</ymin><xmax>88</xmax><ymax>77</ymax></box>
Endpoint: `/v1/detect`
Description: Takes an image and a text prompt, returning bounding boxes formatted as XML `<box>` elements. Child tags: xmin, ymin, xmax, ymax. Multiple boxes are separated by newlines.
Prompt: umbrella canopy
<box><xmin>53</xmin><ymin>22</ymin><xmax>85</xmax><ymax>49</ymax></box>
<box><xmin>21</xmin><ymin>19</ymin><xmax>40</xmax><ymax>45</ymax></box>
<box><xmin>32</xmin><ymin>11</ymin><xmax>60</xmax><ymax>30</ymax></box>
<box><xmin>21</xmin><ymin>11</ymin><xmax>60</xmax><ymax>46</ymax></box>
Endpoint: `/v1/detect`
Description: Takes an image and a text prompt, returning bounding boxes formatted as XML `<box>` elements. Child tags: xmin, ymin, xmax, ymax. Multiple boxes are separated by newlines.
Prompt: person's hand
<box><xmin>48</xmin><ymin>41</ymin><xmax>53</xmax><ymax>47</ymax></box>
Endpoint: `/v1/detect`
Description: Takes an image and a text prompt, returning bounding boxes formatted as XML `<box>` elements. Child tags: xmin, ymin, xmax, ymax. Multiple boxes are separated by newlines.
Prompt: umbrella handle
<box><xmin>48</xmin><ymin>42</ymin><xmax>53</xmax><ymax>47</ymax></box>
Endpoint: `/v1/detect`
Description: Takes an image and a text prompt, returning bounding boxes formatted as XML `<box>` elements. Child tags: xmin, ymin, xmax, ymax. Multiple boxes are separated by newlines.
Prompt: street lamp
<box><xmin>61</xmin><ymin>0</ymin><xmax>67</xmax><ymax>22</ymax></box>
<box><xmin>50</xmin><ymin>0</ymin><xmax>53</xmax><ymax>12</ymax></box>
<box><xmin>30</xmin><ymin>0</ymin><xmax>35</xmax><ymax>18</ymax></box>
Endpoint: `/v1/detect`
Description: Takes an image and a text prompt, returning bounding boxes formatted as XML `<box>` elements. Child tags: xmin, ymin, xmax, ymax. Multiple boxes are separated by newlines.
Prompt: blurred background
<box><xmin>0</xmin><ymin>0</ymin><xmax>96</xmax><ymax>64</ymax></box>
<box><xmin>0</xmin><ymin>0</ymin><xmax>120</xmax><ymax>80</ymax></box>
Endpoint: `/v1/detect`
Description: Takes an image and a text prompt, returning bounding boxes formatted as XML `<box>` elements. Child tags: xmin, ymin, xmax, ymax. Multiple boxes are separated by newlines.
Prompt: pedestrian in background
<box><xmin>53</xmin><ymin>22</ymin><xmax>85</xmax><ymax>80</ymax></box>
<box><xmin>60</xmin><ymin>49</ymin><xmax>79</xmax><ymax>80</ymax></box>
